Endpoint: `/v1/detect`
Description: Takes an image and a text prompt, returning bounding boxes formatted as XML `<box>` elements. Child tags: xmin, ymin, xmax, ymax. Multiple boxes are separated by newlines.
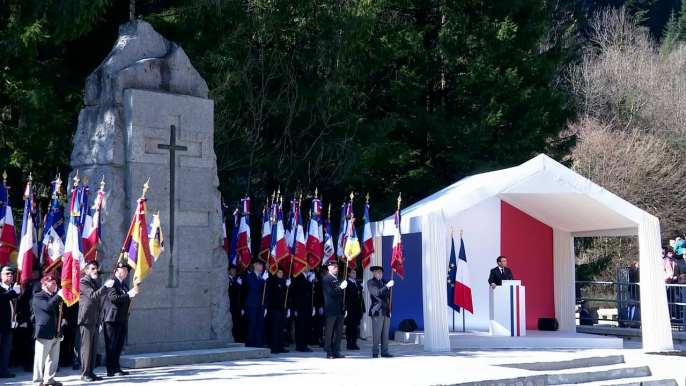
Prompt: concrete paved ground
<box><xmin>4</xmin><ymin>339</ymin><xmax>686</xmax><ymax>385</ymax></box>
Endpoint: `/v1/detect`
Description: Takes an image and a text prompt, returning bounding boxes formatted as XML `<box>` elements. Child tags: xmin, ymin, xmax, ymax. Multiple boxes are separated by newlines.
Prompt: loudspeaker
<box><xmin>537</xmin><ymin>318</ymin><xmax>559</xmax><ymax>331</ymax></box>
<box><xmin>398</xmin><ymin>319</ymin><xmax>418</xmax><ymax>332</ymax></box>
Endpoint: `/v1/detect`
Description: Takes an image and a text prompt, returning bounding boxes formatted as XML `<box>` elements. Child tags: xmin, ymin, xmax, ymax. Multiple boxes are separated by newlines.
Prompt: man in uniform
<box><xmin>292</xmin><ymin>265</ymin><xmax>314</xmax><ymax>352</ymax></box>
<box><xmin>243</xmin><ymin>259</ymin><xmax>269</xmax><ymax>348</ymax></box>
<box><xmin>344</xmin><ymin>269</ymin><xmax>364</xmax><ymax>350</ymax></box>
<box><xmin>228</xmin><ymin>265</ymin><xmax>244</xmax><ymax>343</ymax></box>
<box><xmin>32</xmin><ymin>275</ymin><xmax>64</xmax><ymax>386</ymax></box>
<box><xmin>267</xmin><ymin>267</ymin><xmax>290</xmax><ymax>354</ymax></box>
<box><xmin>367</xmin><ymin>265</ymin><xmax>394</xmax><ymax>358</ymax></box>
<box><xmin>322</xmin><ymin>261</ymin><xmax>346</xmax><ymax>359</ymax></box>
<box><xmin>102</xmin><ymin>261</ymin><xmax>137</xmax><ymax>377</ymax></box>
<box><xmin>0</xmin><ymin>266</ymin><xmax>20</xmax><ymax>378</ymax></box>
<box><xmin>78</xmin><ymin>260</ymin><xmax>114</xmax><ymax>382</ymax></box>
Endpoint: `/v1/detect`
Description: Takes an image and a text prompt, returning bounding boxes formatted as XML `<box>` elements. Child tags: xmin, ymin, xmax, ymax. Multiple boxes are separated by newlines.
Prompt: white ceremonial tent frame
<box><xmin>369</xmin><ymin>154</ymin><xmax>673</xmax><ymax>352</ymax></box>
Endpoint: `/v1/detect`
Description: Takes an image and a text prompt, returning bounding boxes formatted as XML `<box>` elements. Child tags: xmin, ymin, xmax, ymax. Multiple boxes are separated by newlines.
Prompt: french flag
<box><xmin>454</xmin><ymin>237</ymin><xmax>473</xmax><ymax>314</ymax></box>
<box><xmin>306</xmin><ymin>198</ymin><xmax>322</xmax><ymax>268</ymax></box>
<box><xmin>236</xmin><ymin>197</ymin><xmax>252</xmax><ymax>269</ymax></box>
<box><xmin>292</xmin><ymin>203</ymin><xmax>308</xmax><ymax>277</ymax></box>
<box><xmin>229</xmin><ymin>205</ymin><xmax>239</xmax><ymax>267</ymax></box>
<box><xmin>222</xmin><ymin>202</ymin><xmax>229</xmax><ymax>253</ymax></box>
<box><xmin>82</xmin><ymin>185</ymin><xmax>104</xmax><ymax>262</ymax></box>
<box><xmin>259</xmin><ymin>204</ymin><xmax>272</xmax><ymax>263</ymax></box>
<box><xmin>322</xmin><ymin>219</ymin><xmax>334</xmax><ymax>265</ymax></box>
<box><xmin>361</xmin><ymin>202</ymin><xmax>374</xmax><ymax>270</ymax></box>
<box><xmin>0</xmin><ymin>181</ymin><xmax>17</xmax><ymax>266</ymax></box>
<box><xmin>270</xmin><ymin>205</ymin><xmax>289</xmax><ymax>274</ymax></box>
<box><xmin>390</xmin><ymin>209</ymin><xmax>404</xmax><ymax>278</ymax></box>
<box><xmin>17</xmin><ymin>183</ymin><xmax>35</xmax><ymax>285</ymax></box>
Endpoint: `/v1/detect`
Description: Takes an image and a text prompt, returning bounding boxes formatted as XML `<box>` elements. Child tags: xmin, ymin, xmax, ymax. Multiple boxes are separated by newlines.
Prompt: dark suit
<box><xmin>0</xmin><ymin>283</ymin><xmax>19</xmax><ymax>374</ymax></box>
<box><xmin>78</xmin><ymin>275</ymin><xmax>108</xmax><ymax>377</ymax></box>
<box><xmin>102</xmin><ymin>278</ymin><xmax>131</xmax><ymax>374</ymax></box>
<box><xmin>488</xmin><ymin>267</ymin><xmax>514</xmax><ymax>286</ymax></box>
<box><xmin>367</xmin><ymin>277</ymin><xmax>391</xmax><ymax>355</ymax></box>
<box><xmin>628</xmin><ymin>268</ymin><xmax>640</xmax><ymax>301</ymax></box>
<box><xmin>618</xmin><ymin>305</ymin><xmax>641</xmax><ymax>328</ymax></box>
<box><xmin>13</xmin><ymin>280</ymin><xmax>36</xmax><ymax>371</ymax></box>
<box><xmin>267</xmin><ymin>276</ymin><xmax>288</xmax><ymax>352</ymax></box>
<box><xmin>344</xmin><ymin>279</ymin><xmax>364</xmax><ymax>349</ymax></box>
<box><xmin>291</xmin><ymin>274</ymin><xmax>313</xmax><ymax>351</ymax></box>
<box><xmin>312</xmin><ymin>279</ymin><xmax>324</xmax><ymax>345</ymax></box>
<box><xmin>321</xmin><ymin>273</ymin><xmax>344</xmax><ymax>356</ymax></box>
<box><xmin>228</xmin><ymin>276</ymin><xmax>244</xmax><ymax>343</ymax></box>
<box><xmin>579</xmin><ymin>308</ymin><xmax>594</xmax><ymax>326</ymax></box>
<box><xmin>243</xmin><ymin>271</ymin><xmax>267</xmax><ymax>347</ymax></box>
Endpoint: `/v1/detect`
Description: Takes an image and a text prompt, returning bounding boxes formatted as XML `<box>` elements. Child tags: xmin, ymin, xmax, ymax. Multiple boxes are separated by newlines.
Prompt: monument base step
<box><xmin>120</xmin><ymin>346</ymin><xmax>271</xmax><ymax>369</ymax></box>
<box><xmin>123</xmin><ymin>340</ymin><xmax>240</xmax><ymax>355</ymax></box>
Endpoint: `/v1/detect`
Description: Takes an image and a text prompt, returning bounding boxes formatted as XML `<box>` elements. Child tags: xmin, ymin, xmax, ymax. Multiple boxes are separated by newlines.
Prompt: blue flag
<box><xmin>447</xmin><ymin>236</ymin><xmax>460</xmax><ymax>313</ymax></box>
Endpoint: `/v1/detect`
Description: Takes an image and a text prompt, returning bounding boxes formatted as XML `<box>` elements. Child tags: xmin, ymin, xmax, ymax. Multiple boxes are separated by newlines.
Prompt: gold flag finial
<box><xmin>280</xmin><ymin>195</ymin><xmax>283</xmax><ymax>206</ymax></box>
<box><xmin>397</xmin><ymin>192</ymin><xmax>402</xmax><ymax>209</ymax></box>
<box><xmin>460</xmin><ymin>227</ymin><xmax>463</xmax><ymax>238</ymax></box>
<box><xmin>299</xmin><ymin>191</ymin><xmax>303</xmax><ymax>201</ymax></box>
<box><xmin>73</xmin><ymin>170</ymin><xmax>80</xmax><ymax>187</ymax></box>
<box><xmin>55</xmin><ymin>174</ymin><xmax>62</xmax><ymax>195</ymax></box>
<box><xmin>271</xmin><ymin>190</ymin><xmax>276</xmax><ymax>203</ymax></box>
<box><xmin>100</xmin><ymin>175</ymin><xmax>106</xmax><ymax>190</ymax></box>
<box><xmin>349</xmin><ymin>191</ymin><xmax>354</xmax><ymax>201</ymax></box>
<box><xmin>83</xmin><ymin>175</ymin><xmax>89</xmax><ymax>185</ymax></box>
<box><xmin>366</xmin><ymin>193</ymin><xmax>370</xmax><ymax>203</ymax></box>
<box><xmin>277</xmin><ymin>186</ymin><xmax>281</xmax><ymax>202</ymax></box>
<box><xmin>450</xmin><ymin>226</ymin><xmax>454</xmax><ymax>237</ymax></box>
<box><xmin>1</xmin><ymin>171</ymin><xmax>6</xmax><ymax>183</ymax></box>
<box><xmin>314</xmin><ymin>187</ymin><xmax>318</xmax><ymax>198</ymax></box>
<box><xmin>28</xmin><ymin>172</ymin><xmax>33</xmax><ymax>182</ymax></box>
<box><xmin>327</xmin><ymin>203</ymin><xmax>331</xmax><ymax>218</ymax></box>
<box><xmin>141</xmin><ymin>178</ymin><xmax>150</xmax><ymax>198</ymax></box>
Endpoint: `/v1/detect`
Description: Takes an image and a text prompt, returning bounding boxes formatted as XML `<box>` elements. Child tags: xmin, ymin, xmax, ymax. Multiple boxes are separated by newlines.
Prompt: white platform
<box><xmin>395</xmin><ymin>330</ymin><xmax>623</xmax><ymax>349</ymax></box>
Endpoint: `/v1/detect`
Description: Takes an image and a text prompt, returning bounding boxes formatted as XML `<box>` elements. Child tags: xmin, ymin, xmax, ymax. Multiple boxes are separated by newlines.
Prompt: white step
<box><xmin>501</xmin><ymin>355</ymin><xmax>625</xmax><ymax>371</ymax></box>
<box><xmin>547</xmin><ymin>365</ymin><xmax>651</xmax><ymax>385</ymax></box>
<box><xmin>120</xmin><ymin>346</ymin><xmax>271</xmax><ymax>368</ymax></box>
<box><xmin>555</xmin><ymin>376</ymin><xmax>678</xmax><ymax>386</ymax></box>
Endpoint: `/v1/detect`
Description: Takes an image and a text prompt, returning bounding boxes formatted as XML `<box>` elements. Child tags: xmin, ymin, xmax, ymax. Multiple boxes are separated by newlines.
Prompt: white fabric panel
<box><xmin>553</xmin><ymin>229</ymin><xmax>576</xmax><ymax>332</ymax></box>
<box><xmin>360</xmin><ymin>235</ymin><xmax>384</xmax><ymax>339</ymax></box>
<box><xmin>444</xmin><ymin>196</ymin><xmax>501</xmax><ymax>332</ymax></box>
<box><xmin>421</xmin><ymin>210</ymin><xmax>450</xmax><ymax>352</ymax></box>
<box><xmin>638</xmin><ymin>213</ymin><xmax>674</xmax><ymax>351</ymax></box>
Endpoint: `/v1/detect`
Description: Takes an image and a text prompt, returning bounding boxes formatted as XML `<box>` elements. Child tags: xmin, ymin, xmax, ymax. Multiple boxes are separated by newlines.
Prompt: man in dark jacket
<box><xmin>32</xmin><ymin>275</ymin><xmax>64</xmax><ymax>386</ymax></box>
<box><xmin>102</xmin><ymin>262</ymin><xmax>137</xmax><ymax>377</ymax></box>
<box><xmin>13</xmin><ymin>265</ymin><xmax>41</xmax><ymax>372</ymax></box>
<box><xmin>228</xmin><ymin>265</ymin><xmax>244</xmax><ymax>343</ymax></box>
<box><xmin>78</xmin><ymin>260</ymin><xmax>114</xmax><ymax>382</ymax></box>
<box><xmin>267</xmin><ymin>267</ymin><xmax>290</xmax><ymax>354</ymax></box>
<box><xmin>488</xmin><ymin>256</ymin><xmax>514</xmax><ymax>288</ymax></box>
<box><xmin>367</xmin><ymin>265</ymin><xmax>394</xmax><ymax>358</ymax></box>
<box><xmin>243</xmin><ymin>259</ymin><xmax>269</xmax><ymax>348</ymax></box>
<box><xmin>0</xmin><ymin>266</ymin><xmax>20</xmax><ymax>378</ymax></box>
<box><xmin>292</xmin><ymin>265</ymin><xmax>314</xmax><ymax>352</ymax></box>
<box><xmin>322</xmin><ymin>261</ymin><xmax>346</xmax><ymax>359</ymax></box>
<box><xmin>344</xmin><ymin>269</ymin><xmax>364</xmax><ymax>350</ymax></box>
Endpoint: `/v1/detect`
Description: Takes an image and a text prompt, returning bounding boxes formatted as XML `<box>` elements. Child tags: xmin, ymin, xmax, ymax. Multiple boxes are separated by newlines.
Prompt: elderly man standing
<box><xmin>78</xmin><ymin>260</ymin><xmax>114</xmax><ymax>382</ymax></box>
<box><xmin>32</xmin><ymin>275</ymin><xmax>64</xmax><ymax>386</ymax></box>
<box><xmin>367</xmin><ymin>265</ymin><xmax>394</xmax><ymax>358</ymax></box>
<box><xmin>102</xmin><ymin>261</ymin><xmax>137</xmax><ymax>377</ymax></box>
<box><xmin>0</xmin><ymin>266</ymin><xmax>20</xmax><ymax>378</ymax></box>
<box><xmin>322</xmin><ymin>261</ymin><xmax>346</xmax><ymax>359</ymax></box>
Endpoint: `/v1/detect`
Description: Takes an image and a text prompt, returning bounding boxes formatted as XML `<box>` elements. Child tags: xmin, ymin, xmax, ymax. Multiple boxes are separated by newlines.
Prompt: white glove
<box><xmin>295</xmin><ymin>311</ymin><xmax>298</xmax><ymax>317</ymax></box>
<box><xmin>264</xmin><ymin>309</ymin><xmax>268</xmax><ymax>317</ymax></box>
<box><xmin>312</xmin><ymin>307</ymin><xmax>315</xmax><ymax>316</ymax></box>
<box><xmin>307</xmin><ymin>273</ymin><xmax>314</xmax><ymax>282</ymax></box>
<box><xmin>286</xmin><ymin>279</ymin><xmax>291</xmax><ymax>287</ymax></box>
<box><xmin>104</xmin><ymin>279</ymin><xmax>114</xmax><ymax>288</ymax></box>
<box><xmin>241</xmin><ymin>309</ymin><xmax>245</xmax><ymax>316</ymax></box>
<box><xmin>318</xmin><ymin>307</ymin><xmax>323</xmax><ymax>315</ymax></box>
<box><xmin>12</xmin><ymin>284</ymin><xmax>20</xmax><ymax>294</ymax></box>
<box><xmin>99</xmin><ymin>324</ymin><xmax>103</xmax><ymax>333</ymax></box>
<box><xmin>360</xmin><ymin>281</ymin><xmax>365</xmax><ymax>288</ymax></box>
<box><xmin>127</xmin><ymin>289</ymin><xmax>138</xmax><ymax>298</ymax></box>
<box><xmin>237</xmin><ymin>278</ymin><xmax>242</xmax><ymax>285</ymax></box>
<box><xmin>56</xmin><ymin>289</ymin><xmax>63</xmax><ymax>297</ymax></box>
<box><xmin>287</xmin><ymin>309</ymin><xmax>291</xmax><ymax>318</ymax></box>
<box><xmin>386</xmin><ymin>280</ymin><xmax>394</xmax><ymax>288</ymax></box>
<box><xmin>262</xmin><ymin>272</ymin><xmax>269</xmax><ymax>280</ymax></box>
<box><xmin>345</xmin><ymin>311</ymin><xmax>348</xmax><ymax>317</ymax></box>
<box><xmin>340</xmin><ymin>280</ymin><xmax>348</xmax><ymax>289</ymax></box>
<box><xmin>61</xmin><ymin>319</ymin><xmax>67</xmax><ymax>326</ymax></box>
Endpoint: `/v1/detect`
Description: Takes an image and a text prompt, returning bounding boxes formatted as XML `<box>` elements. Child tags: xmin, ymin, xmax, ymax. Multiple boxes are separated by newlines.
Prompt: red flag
<box><xmin>17</xmin><ymin>181</ymin><xmax>35</xmax><ymax>286</ymax></box>
<box><xmin>0</xmin><ymin>181</ymin><xmax>17</xmax><ymax>266</ymax></box>
<box><xmin>236</xmin><ymin>197</ymin><xmax>252</xmax><ymax>269</ymax></box>
<box><xmin>82</xmin><ymin>184</ymin><xmax>104</xmax><ymax>262</ymax></box>
<box><xmin>391</xmin><ymin>209</ymin><xmax>404</xmax><ymax>279</ymax></box>
<box><xmin>271</xmin><ymin>205</ymin><xmax>289</xmax><ymax>275</ymax></box>
<box><xmin>292</xmin><ymin>202</ymin><xmax>308</xmax><ymax>277</ymax></box>
<box><xmin>259</xmin><ymin>205</ymin><xmax>272</xmax><ymax>263</ymax></box>
<box><xmin>60</xmin><ymin>185</ymin><xmax>84</xmax><ymax>306</ymax></box>
<box><xmin>306</xmin><ymin>198</ymin><xmax>322</xmax><ymax>268</ymax></box>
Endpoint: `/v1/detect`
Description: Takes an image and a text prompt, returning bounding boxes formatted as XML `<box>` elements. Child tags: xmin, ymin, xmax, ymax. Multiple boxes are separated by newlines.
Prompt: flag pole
<box><xmin>389</xmin><ymin>193</ymin><xmax>401</xmax><ymax>314</ymax></box>
<box><xmin>342</xmin><ymin>191</ymin><xmax>354</xmax><ymax>305</ymax></box>
<box><xmin>127</xmin><ymin>179</ymin><xmax>150</xmax><ymax>318</ymax></box>
<box><xmin>284</xmin><ymin>193</ymin><xmax>300</xmax><ymax>309</ymax></box>
<box><xmin>262</xmin><ymin>189</ymin><xmax>277</xmax><ymax>307</ymax></box>
<box><xmin>460</xmin><ymin>227</ymin><xmax>466</xmax><ymax>332</ymax></box>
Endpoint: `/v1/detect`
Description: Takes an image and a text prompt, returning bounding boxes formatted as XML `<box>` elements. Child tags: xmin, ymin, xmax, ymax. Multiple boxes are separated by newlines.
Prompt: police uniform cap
<box><xmin>116</xmin><ymin>262</ymin><xmax>132</xmax><ymax>271</ymax></box>
<box><xmin>369</xmin><ymin>266</ymin><xmax>384</xmax><ymax>272</ymax></box>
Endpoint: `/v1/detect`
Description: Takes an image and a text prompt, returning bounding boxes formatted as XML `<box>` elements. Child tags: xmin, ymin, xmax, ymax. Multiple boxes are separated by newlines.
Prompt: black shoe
<box><xmin>0</xmin><ymin>373</ymin><xmax>15</xmax><ymax>378</ymax></box>
<box><xmin>333</xmin><ymin>353</ymin><xmax>345</xmax><ymax>358</ymax></box>
<box><xmin>372</xmin><ymin>354</ymin><xmax>379</xmax><ymax>358</ymax></box>
<box><xmin>381</xmin><ymin>353</ymin><xmax>394</xmax><ymax>358</ymax></box>
<box><xmin>107</xmin><ymin>373</ymin><xmax>116</xmax><ymax>377</ymax></box>
<box><xmin>114</xmin><ymin>371</ymin><xmax>129</xmax><ymax>376</ymax></box>
<box><xmin>90</xmin><ymin>374</ymin><xmax>103</xmax><ymax>381</ymax></box>
<box><xmin>81</xmin><ymin>376</ymin><xmax>94</xmax><ymax>382</ymax></box>
<box><xmin>326</xmin><ymin>354</ymin><xmax>335</xmax><ymax>359</ymax></box>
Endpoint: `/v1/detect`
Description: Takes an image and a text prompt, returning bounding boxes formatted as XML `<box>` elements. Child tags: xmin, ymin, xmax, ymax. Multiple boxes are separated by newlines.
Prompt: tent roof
<box><xmin>372</xmin><ymin>154</ymin><xmax>647</xmax><ymax>237</ymax></box>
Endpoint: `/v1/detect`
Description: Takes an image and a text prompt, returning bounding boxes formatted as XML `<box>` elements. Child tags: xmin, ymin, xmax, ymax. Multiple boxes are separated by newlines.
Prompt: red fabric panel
<box><xmin>501</xmin><ymin>201</ymin><xmax>554</xmax><ymax>330</ymax></box>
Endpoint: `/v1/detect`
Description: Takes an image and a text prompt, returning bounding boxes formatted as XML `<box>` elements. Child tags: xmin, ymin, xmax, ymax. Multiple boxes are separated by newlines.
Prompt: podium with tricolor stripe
<box><xmin>489</xmin><ymin>280</ymin><xmax>526</xmax><ymax>337</ymax></box>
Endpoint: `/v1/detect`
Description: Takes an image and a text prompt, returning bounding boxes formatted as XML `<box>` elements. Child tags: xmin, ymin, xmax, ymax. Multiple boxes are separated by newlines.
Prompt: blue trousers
<box><xmin>245</xmin><ymin>307</ymin><xmax>265</xmax><ymax>347</ymax></box>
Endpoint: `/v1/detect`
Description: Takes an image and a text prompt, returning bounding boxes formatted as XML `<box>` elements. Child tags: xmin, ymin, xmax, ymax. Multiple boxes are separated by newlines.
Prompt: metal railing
<box><xmin>575</xmin><ymin>277</ymin><xmax>686</xmax><ymax>331</ymax></box>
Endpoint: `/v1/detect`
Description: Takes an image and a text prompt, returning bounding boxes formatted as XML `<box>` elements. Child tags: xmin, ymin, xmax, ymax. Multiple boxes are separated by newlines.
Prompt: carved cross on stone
<box><xmin>130</xmin><ymin>0</ymin><xmax>135</xmax><ymax>21</ymax></box>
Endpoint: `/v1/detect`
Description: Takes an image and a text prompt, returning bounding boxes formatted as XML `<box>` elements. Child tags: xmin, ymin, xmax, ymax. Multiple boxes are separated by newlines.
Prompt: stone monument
<box><xmin>70</xmin><ymin>20</ymin><xmax>230</xmax><ymax>353</ymax></box>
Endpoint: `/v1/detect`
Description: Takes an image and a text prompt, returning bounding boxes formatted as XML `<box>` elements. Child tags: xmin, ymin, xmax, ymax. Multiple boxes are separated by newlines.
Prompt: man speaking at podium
<box><xmin>488</xmin><ymin>256</ymin><xmax>514</xmax><ymax>289</ymax></box>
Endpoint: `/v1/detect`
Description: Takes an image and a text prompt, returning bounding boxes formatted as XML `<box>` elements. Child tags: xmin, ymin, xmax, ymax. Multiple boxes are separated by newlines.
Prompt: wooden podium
<box><xmin>489</xmin><ymin>280</ymin><xmax>526</xmax><ymax>336</ymax></box>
